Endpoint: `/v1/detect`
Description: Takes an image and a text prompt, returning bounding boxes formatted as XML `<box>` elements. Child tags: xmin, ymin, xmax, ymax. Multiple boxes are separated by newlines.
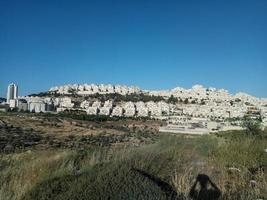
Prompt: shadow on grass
<box><xmin>132</xmin><ymin>168</ymin><xmax>181</xmax><ymax>200</ymax></box>
<box><xmin>189</xmin><ymin>174</ymin><xmax>221</xmax><ymax>200</ymax></box>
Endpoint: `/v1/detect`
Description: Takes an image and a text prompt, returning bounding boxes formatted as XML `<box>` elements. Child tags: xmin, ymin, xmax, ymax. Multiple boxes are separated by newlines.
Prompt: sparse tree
<box><xmin>241</xmin><ymin>117</ymin><xmax>262</xmax><ymax>136</ymax></box>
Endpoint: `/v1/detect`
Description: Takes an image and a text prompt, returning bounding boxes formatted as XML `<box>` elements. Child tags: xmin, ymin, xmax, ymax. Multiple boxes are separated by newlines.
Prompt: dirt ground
<box><xmin>0</xmin><ymin>112</ymin><xmax>164</xmax><ymax>152</ymax></box>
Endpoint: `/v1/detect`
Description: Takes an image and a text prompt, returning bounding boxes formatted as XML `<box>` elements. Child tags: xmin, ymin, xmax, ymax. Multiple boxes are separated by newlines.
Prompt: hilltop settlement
<box><xmin>1</xmin><ymin>83</ymin><xmax>267</xmax><ymax>134</ymax></box>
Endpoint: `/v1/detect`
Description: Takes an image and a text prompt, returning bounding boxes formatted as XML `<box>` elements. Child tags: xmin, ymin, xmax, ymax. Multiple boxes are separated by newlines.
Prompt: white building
<box><xmin>158</xmin><ymin>101</ymin><xmax>170</xmax><ymax>115</ymax></box>
<box><xmin>146</xmin><ymin>101</ymin><xmax>162</xmax><ymax>116</ymax></box>
<box><xmin>80</xmin><ymin>100</ymin><xmax>90</xmax><ymax>109</ymax></box>
<box><xmin>18</xmin><ymin>99</ymin><xmax>28</xmax><ymax>111</ymax></box>
<box><xmin>111</xmin><ymin>106</ymin><xmax>123</xmax><ymax>116</ymax></box>
<box><xmin>47</xmin><ymin>83</ymin><xmax>267</xmax><ymax>126</ymax></box>
<box><xmin>86</xmin><ymin>107</ymin><xmax>98</xmax><ymax>115</ymax></box>
<box><xmin>55</xmin><ymin>97</ymin><xmax>74</xmax><ymax>108</ymax></box>
<box><xmin>104</xmin><ymin>100</ymin><xmax>113</xmax><ymax>108</ymax></box>
<box><xmin>135</xmin><ymin>101</ymin><xmax>148</xmax><ymax>117</ymax></box>
<box><xmin>92</xmin><ymin>101</ymin><xmax>101</xmax><ymax>108</ymax></box>
<box><xmin>123</xmin><ymin>102</ymin><xmax>136</xmax><ymax>117</ymax></box>
<box><xmin>9</xmin><ymin>99</ymin><xmax>17</xmax><ymax>108</ymax></box>
<box><xmin>99</xmin><ymin>107</ymin><xmax>111</xmax><ymax>116</ymax></box>
<box><xmin>7</xmin><ymin>83</ymin><xmax>18</xmax><ymax>104</ymax></box>
<box><xmin>28</xmin><ymin>101</ymin><xmax>46</xmax><ymax>113</ymax></box>
<box><xmin>49</xmin><ymin>83</ymin><xmax>140</xmax><ymax>96</ymax></box>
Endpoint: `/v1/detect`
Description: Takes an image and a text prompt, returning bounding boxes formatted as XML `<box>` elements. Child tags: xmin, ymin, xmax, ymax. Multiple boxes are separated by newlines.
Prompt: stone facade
<box><xmin>11</xmin><ymin>83</ymin><xmax>267</xmax><ymax>127</ymax></box>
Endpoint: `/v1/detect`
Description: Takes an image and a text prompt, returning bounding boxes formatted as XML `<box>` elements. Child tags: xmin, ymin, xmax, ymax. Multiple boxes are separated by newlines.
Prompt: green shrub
<box><xmin>241</xmin><ymin>117</ymin><xmax>262</xmax><ymax>136</ymax></box>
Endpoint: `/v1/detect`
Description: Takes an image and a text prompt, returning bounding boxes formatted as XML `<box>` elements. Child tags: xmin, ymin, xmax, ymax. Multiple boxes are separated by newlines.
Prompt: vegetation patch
<box><xmin>0</xmin><ymin>114</ymin><xmax>266</xmax><ymax>199</ymax></box>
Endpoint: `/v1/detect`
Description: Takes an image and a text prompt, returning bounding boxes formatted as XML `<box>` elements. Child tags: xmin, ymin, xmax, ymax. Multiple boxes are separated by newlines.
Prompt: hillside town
<box><xmin>1</xmin><ymin>83</ymin><xmax>267</xmax><ymax>134</ymax></box>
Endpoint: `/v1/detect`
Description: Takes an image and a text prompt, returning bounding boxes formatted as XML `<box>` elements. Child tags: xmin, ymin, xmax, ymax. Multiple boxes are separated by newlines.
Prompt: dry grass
<box><xmin>0</xmin><ymin>113</ymin><xmax>266</xmax><ymax>199</ymax></box>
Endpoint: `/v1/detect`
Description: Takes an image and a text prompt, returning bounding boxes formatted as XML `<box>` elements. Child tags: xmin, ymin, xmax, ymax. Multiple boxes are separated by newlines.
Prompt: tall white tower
<box><xmin>7</xmin><ymin>83</ymin><xmax>18</xmax><ymax>104</ymax></box>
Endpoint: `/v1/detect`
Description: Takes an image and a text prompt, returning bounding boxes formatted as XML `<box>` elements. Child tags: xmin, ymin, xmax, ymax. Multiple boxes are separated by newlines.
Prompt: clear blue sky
<box><xmin>0</xmin><ymin>0</ymin><xmax>266</xmax><ymax>97</ymax></box>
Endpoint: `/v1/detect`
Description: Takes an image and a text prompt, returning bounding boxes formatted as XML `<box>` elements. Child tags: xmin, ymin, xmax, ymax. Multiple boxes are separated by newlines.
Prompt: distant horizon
<box><xmin>1</xmin><ymin>82</ymin><xmax>267</xmax><ymax>99</ymax></box>
<box><xmin>1</xmin><ymin>0</ymin><xmax>266</xmax><ymax>98</ymax></box>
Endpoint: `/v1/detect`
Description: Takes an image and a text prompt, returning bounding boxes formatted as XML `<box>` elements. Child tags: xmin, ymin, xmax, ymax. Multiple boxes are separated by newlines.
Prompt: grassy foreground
<box><xmin>0</xmin><ymin>132</ymin><xmax>266</xmax><ymax>200</ymax></box>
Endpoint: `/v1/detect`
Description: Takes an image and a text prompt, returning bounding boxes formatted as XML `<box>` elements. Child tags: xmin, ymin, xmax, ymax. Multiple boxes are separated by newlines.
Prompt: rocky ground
<box><xmin>0</xmin><ymin>112</ymin><xmax>162</xmax><ymax>153</ymax></box>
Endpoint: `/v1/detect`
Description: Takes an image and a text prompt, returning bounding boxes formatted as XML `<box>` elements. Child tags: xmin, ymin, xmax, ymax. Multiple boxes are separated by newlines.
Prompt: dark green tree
<box><xmin>167</xmin><ymin>95</ymin><xmax>178</xmax><ymax>104</ymax></box>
